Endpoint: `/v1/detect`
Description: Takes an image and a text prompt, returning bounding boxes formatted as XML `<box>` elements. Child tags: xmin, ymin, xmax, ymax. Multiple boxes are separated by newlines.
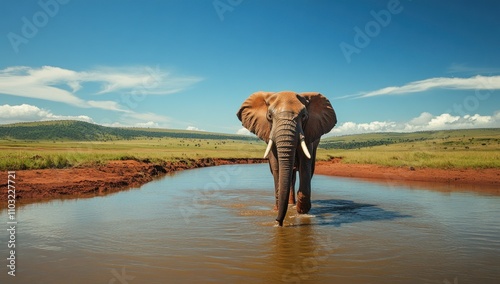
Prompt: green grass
<box><xmin>1</xmin><ymin>128</ymin><xmax>499</xmax><ymax>170</ymax></box>
<box><xmin>320</xmin><ymin>148</ymin><xmax>499</xmax><ymax>169</ymax></box>
<box><xmin>0</xmin><ymin>138</ymin><xmax>265</xmax><ymax>170</ymax></box>
<box><xmin>317</xmin><ymin>129</ymin><xmax>500</xmax><ymax>169</ymax></box>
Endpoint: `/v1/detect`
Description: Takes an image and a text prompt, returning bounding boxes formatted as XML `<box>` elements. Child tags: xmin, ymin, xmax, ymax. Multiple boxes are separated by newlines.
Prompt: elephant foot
<box><xmin>296</xmin><ymin>192</ymin><xmax>311</xmax><ymax>214</ymax></box>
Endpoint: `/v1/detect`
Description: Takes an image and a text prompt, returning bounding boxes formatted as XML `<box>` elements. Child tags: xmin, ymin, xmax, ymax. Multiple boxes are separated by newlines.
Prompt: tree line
<box><xmin>320</xmin><ymin>137</ymin><xmax>428</xmax><ymax>149</ymax></box>
<box><xmin>0</xmin><ymin>120</ymin><xmax>258</xmax><ymax>142</ymax></box>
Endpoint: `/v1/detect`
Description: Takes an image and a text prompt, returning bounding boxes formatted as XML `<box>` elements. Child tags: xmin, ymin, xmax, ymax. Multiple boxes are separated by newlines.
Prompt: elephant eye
<box><xmin>267</xmin><ymin>110</ymin><xmax>272</xmax><ymax>121</ymax></box>
<box><xmin>301</xmin><ymin>111</ymin><xmax>309</xmax><ymax>121</ymax></box>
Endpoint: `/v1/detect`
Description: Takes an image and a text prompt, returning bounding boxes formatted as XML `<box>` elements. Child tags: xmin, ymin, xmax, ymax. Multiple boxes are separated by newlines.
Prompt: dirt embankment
<box><xmin>2</xmin><ymin>157</ymin><xmax>499</xmax><ymax>203</ymax></box>
<box><xmin>315</xmin><ymin>158</ymin><xmax>500</xmax><ymax>195</ymax></box>
<box><xmin>1</xmin><ymin>158</ymin><xmax>266</xmax><ymax>202</ymax></box>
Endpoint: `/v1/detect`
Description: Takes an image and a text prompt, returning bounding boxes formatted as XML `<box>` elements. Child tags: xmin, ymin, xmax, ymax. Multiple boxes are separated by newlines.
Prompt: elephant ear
<box><xmin>237</xmin><ymin>91</ymin><xmax>273</xmax><ymax>142</ymax></box>
<box><xmin>300</xmin><ymin>92</ymin><xmax>337</xmax><ymax>143</ymax></box>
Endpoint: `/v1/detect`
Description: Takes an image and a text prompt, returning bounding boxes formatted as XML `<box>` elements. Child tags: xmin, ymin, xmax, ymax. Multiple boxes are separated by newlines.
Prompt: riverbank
<box><xmin>0</xmin><ymin>158</ymin><xmax>266</xmax><ymax>202</ymax></box>
<box><xmin>315</xmin><ymin>158</ymin><xmax>500</xmax><ymax>195</ymax></box>
<box><xmin>2</xmin><ymin>157</ymin><xmax>499</xmax><ymax>203</ymax></box>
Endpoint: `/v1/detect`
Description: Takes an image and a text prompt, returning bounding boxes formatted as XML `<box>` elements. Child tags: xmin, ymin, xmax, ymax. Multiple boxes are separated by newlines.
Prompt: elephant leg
<box><xmin>296</xmin><ymin>144</ymin><xmax>313</xmax><ymax>214</ymax></box>
<box><xmin>268</xmin><ymin>147</ymin><xmax>280</xmax><ymax>211</ymax></box>
<box><xmin>289</xmin><ymin>168</ymin><xmax>297</xmax><ymax>205</ymax></box>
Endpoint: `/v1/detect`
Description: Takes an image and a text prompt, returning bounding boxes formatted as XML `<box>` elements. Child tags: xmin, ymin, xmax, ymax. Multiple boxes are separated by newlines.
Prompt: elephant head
<box><xmin>237</xmin><ymin>91</ymin><xmax>336</xmax><ymax>226</ymax></box>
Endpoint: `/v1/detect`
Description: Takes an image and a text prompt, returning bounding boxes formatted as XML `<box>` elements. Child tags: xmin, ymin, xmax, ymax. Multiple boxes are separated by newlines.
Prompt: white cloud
<box><xmin>0</xmin><ymin>65</ymin><xmax>201</xmax><ymax>126</ymax></box>
<box><xmin>427</xmin><ymin>113</ymin><xmax>460</xmax><ymax>129</ymax></box>
<box><xmin>347</xmin><ymin>75</ymin><xmax>500</xmax><ymax>99</ymax></box>
<box><xmin>135</xmin><ymin>121</ymin><xmax>159</xmax><ymax>128</ymax></box>
<box><xmin>97</xmin><ymin>112</ymin><xmax>171</xmax><ymax>128</ymax></box>
<box><xmin>90</xmin><ymin>66</ymin><xmax>202</xmax><ymax>96</ymax></box>
<box><xmin>0</xmin><ymin>66</ymin><xmax>86</xmax><ymax>106</ymax></box>
<box><xmin>0</xmin><ymin>104</ymin><xmax>93</xmax><ymax>124</ymax></box>
<box><xmin>100</xmin><ymin>121</ymin><xmax>127</xmax><ymax>128</ymax></box>
<box><xmin>86</xmin><ymin>100</ymin><xmax>131</xmax><ymax>113</ymax></box>
<box><xmin>125</xmin><ymin>112</ymin><xmax>170</xmax><ymax>123</ymax></box>
<box><xmin>331</xmin><ymin>121</ymin><xmax>396</xmax><ymax>134</ymax></box>
<box><xmin>329</xmin><ymin>111</ymin><xmax>500</xmax><ymax>135</ymax></box>
<box><xmin>446</xmin><ymin>63</ymin><xmax>500</xmax><ymax>75</ymax></box>
<box><xmin>186</xmin><ymin>126</ymin><xmax>204</xmax><ymax>131</ymax></box>
<box><xmin>236</xmin><ymin>127</ymin><xmax>252</xmax><ymax>135</ymax></box>
<box><xmin>408</xmin><ymin>112</ymin><xmax>433</xmax><ymax>126</ymax></box>
<box><xmin>0</xmin><ymin>65</ymin><xmax>203</xmax><ymax>109</ymax></box>
<box><xmin>0</xmin><ymin>104</ymin><xmax>172</xmax><ymax>129</ymax></box>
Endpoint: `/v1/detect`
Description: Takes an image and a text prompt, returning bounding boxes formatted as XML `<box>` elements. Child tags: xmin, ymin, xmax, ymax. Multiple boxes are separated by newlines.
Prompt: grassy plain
<box><xmin>322</xmin><ymin>144</ymin><xmax>499</xmax><ymax>169</ymax></box>
<box><xmin>0</xmin><ymin>138</ymin><xmax>265</xmax><ymax>170</ymax></box>
<box><xmin>1</xmin><ymin>128</ymin><xmax>499</xmax><ymax>171</ymax></box>
<box><xmin>319</xmin><ymin>128</ymin><xmax>500</xmax><ymax>169</ymax></box>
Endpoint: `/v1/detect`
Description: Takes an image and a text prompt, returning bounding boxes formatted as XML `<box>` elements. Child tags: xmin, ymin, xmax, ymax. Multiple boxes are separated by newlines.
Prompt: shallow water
<box><xmin>1</xmin><ymin>164</ymin><xmax>499</xmax><ymax>283</ymax></box>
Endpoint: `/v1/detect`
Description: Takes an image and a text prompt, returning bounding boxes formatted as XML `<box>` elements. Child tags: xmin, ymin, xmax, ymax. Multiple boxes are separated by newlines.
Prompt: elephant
<box><xmin>237</xmin><ymin>91</ymin><xmax>337</xmax><ymax>226</ymax></box>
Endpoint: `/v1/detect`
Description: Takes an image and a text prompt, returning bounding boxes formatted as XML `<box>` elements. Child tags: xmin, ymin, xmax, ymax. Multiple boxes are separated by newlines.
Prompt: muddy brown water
<box><xmin>1</xmin><ymin>164</ymin><xmax>499</xmax><ymax>283</ymax></box>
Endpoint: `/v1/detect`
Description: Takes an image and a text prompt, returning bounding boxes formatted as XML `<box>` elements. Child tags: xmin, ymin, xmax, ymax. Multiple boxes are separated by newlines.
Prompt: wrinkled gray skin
<box><xmin>237</xmin><ymin>91</ymin><xmax>336</xmax><ymax>226</ymax></box>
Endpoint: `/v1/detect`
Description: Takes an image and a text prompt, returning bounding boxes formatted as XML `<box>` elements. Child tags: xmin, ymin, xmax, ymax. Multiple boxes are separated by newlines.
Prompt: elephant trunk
<box><xmin>274</xmin><ymin>117</ymin><xmax>299</xmax><ymax>226</ymax></box>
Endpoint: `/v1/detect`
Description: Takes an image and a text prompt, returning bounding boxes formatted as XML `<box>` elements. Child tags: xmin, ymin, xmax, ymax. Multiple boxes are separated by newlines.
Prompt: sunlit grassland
<box><xmin>1</xmin><ymin>128</ymin><xmax>499</xmax><ymax>170</ymax></box>
<box><xmin>0</xmin><ymin>138</ymin><xmax>265</xmax><ymax>170</ymax></box>
<box><xmin>319</xmin><ymin>145</ymin><xmax>499</xmax><ymax>169</ymax></box>
<box><xmin>317</xmin><ymin>130</ymin><xmax>500</xmax><ymax>169</ymax></box>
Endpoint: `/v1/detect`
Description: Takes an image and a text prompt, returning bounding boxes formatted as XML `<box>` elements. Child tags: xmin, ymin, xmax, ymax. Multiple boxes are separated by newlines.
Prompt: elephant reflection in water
<box><xmin>237</xmin><ymin>91</ymin><xmax>337</xmax><ymax>226</ymax></box>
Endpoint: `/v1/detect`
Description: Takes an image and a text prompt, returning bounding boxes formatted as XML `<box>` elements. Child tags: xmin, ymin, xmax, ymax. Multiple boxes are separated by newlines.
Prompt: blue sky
<box><xmin>1</xmin><ymin>0</ymin><xmax>499</xmax><ymax>135</ymax></box>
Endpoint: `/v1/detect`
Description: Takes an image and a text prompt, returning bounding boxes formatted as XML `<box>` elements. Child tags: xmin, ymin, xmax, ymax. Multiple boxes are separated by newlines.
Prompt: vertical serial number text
<box><xmin>7</xmin><ymin>171</ymin><xmax>16</xmax><ymax>276</ymax></box>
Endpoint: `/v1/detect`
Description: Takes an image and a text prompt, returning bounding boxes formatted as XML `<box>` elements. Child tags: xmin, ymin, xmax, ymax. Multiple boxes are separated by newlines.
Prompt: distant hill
<box><xmin>2</xmin><ymin>121</ymin><xmax>498</xmax><ymax>147</ymax></box>
<box><xmin>320</xmin><ymin>128</ymin><xmax>500</xmax><ymax>149</ymax></box>
<box><xmin>0</xmin><ymin>120</ymin><xmax>259</xmax><ymax>141</ymax></box>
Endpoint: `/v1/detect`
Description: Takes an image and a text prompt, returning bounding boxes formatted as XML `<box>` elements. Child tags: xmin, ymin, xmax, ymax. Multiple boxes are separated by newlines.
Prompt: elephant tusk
<box><xmin>263</xmin><ymin>139</ymin><xmax>273</xmax><ymax>158</ymax></box>
<box><xmin>301</xmin><ymin>139</ymin><xmax>311</xmax><ymax>159</ymax></box>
